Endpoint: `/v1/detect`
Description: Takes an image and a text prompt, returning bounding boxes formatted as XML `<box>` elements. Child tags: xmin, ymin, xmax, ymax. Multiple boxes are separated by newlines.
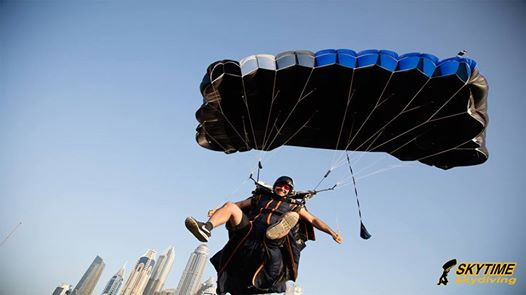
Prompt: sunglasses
<box><xmin>275</xmin><ymin>183</ymin><xmax>292</xmax><ymax>191</ymax></box>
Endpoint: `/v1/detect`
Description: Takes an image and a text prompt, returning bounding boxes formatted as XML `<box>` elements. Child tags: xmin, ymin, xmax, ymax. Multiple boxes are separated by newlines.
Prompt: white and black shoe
<box><xmin>185</xmin><ymin>217</ymin><xmax>212</xmax><ymax>242</ymax></box>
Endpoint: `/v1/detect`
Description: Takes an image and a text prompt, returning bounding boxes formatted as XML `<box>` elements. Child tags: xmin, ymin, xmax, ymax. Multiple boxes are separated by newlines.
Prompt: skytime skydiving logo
<box><xmin>437</xmin><ymin>259</ymin><xmax>457</xmax><ymax>285</ymax></box>
<box><xmin>438</xmin><ymin>259</ymin><xmax>518</xmax><ymax>286</ymax></box>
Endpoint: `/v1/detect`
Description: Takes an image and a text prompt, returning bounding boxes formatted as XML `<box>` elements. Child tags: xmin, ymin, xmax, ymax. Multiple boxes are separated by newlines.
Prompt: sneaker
<box><xmin>185</xmin><ymin>217</ymin><xmax>212</xmax><ymax>242</ymax></box>
<box><xmin>266</xmin><ymin>212</ymin><xmax>300</xmax><ymax>240</ymax></box>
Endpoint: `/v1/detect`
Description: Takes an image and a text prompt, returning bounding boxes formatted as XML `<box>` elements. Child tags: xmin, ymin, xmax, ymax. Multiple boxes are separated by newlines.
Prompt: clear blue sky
<box><xmin>0</xmin><ymin>1</ymin><xmax>524</xmax><ymax>294</ymax></box>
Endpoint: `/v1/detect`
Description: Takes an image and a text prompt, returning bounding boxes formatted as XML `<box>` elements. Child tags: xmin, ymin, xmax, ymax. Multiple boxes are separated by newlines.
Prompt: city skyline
<box><xmin>54</xmin><ymin>246</ymin><xmax>218</xmax><ymax>295</ymax></box>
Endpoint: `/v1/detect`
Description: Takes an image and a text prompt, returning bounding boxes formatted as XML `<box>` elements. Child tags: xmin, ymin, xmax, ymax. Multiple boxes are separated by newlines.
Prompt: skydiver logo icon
<box><xmin>437</xmin><ymin>259</ymin><xmax>457</xmax><ymax>286</ymax></box>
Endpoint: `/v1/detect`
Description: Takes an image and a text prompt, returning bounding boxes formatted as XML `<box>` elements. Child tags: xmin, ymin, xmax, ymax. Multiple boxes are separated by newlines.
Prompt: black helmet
<box><xmin>273</xmin><ymin>176</ymin><xmax>294</xmax><ymax>191</ymax></box>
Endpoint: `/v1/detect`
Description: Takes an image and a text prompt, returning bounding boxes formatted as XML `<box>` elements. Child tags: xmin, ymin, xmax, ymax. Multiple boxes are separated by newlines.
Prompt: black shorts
<box><xmin>225</xmin><ymin>213</ymin><xmax>250</xmax><ymax>233</ymax></box>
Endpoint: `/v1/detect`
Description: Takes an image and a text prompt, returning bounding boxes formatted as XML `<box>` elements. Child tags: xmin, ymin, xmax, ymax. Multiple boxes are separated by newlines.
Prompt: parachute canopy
<box><xmin>196</xmin><ymin>49</ymin><xmax>489</xmax><ymax>169</ymax></box>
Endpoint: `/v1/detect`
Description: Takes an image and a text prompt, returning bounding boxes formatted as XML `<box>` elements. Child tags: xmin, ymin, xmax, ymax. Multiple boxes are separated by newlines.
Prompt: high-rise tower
<box><xmin>71</xmin><ymin>256</ymin><xmax>105</xmax><ymax>295</ymax></box>
<box><xmin>142</xmin><ymin>246</ymin><xmax>174</xmax><ymax>295</ymax></box>
<box><xmin>197</xmin><ymin>277</ymin><xmax>216</xmax><ymax>295</ymax></box>
<box><xmin>52</xmin><ymin>283</ymin><xmax>72</xmax><ymax>295</ymax></box>
<box><xmin>285</xmin><ymin>282</ymin><xmax>304</xmax><ymax>295</ymax></box>
<box><xmin>120</xmin><ymin>249</ymin><xmax>156</xmax><ymax>295</ymax></box>
<box><xmin>101</xmin><ymin>264</ymin><xmax>126</xmax><ymax>295</ymax></box>
<box><xmin>175</xmin><ymin>244</ymin><xmax>208</xmax><ymax>295</ymax></box>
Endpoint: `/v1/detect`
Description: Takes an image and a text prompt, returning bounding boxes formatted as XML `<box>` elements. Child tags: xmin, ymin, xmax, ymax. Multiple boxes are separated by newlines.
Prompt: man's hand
<box><xmin>332</xmin><ymin>232</ymin><xmax>343</xmax><ymax>244</ymax></box>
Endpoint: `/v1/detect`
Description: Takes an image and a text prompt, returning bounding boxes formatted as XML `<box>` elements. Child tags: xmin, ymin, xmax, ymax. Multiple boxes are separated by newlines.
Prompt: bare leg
<box><xmin>208</xmin><ymin>202</ymin><xmax>243</xmax><ymax>228</ymax></box>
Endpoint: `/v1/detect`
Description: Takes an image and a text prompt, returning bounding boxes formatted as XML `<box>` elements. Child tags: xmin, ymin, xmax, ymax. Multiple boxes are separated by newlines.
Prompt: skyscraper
<box><xmin>52</xmin><ymin>283</ymin><xmax>72</xmax><ymax>295</ymax></box>
<box><xmin>175</xmin><ymin>244</ymin><xmax>208</xmax><ymax>295</ymax></box>
<box><xmin>285</xmin><ymin>282</ymin><xmax>304</xmax><ymax>295</ymax></box>
<box><xmin>143</xmin><ymin>246</ymin><xmax>174</xmax><ymax>295</ymax></box>
<box><xmin>197</xmin><ymin>277</ymin><xmax>216</xmax><ymax>295</ymax></box>
<box><xmin>101</xmin><ymin>264</ymin><xmax>126</xmax><ymax>295</ymax></box>
<box><xmin>120</xmin><ymin>249</ymin><xmax>156</xmax><ymax>295</ymax></box>
<box><xmin>71</xmin><ymin>255</ymin><xmax>105</xmax><ymax>295</ymax></box>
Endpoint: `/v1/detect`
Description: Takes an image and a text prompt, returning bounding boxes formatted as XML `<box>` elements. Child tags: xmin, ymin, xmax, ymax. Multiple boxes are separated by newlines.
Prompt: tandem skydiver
<box><xmin>185</xmin><ymin>176</ymin><xmax>342</xmax><ymax>295</ymax></box>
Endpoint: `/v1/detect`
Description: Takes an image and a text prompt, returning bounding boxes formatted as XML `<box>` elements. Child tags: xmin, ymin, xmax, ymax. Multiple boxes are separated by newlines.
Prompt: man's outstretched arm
<box><xmin>298</xmin><ymin>208</ymin><xmax>343</xmax><ymax>244</ymax></box>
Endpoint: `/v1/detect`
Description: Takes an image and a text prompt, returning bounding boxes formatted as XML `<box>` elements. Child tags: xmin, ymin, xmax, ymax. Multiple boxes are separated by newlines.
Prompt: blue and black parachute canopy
<box><xmin>196</xmin><ymin>49</ymin><xmax>488</xmax><ymax>170</ymax></box>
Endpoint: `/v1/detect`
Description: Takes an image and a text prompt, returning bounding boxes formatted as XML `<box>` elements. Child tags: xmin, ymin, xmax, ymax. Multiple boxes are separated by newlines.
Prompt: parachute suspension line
<box><xmin>343</xmin><ymin>72</ymin><xmax>395</xmax><ymax>152</ymax></box>
<box><xmin>254</xmin><ymin>82</ymin><xmax>280</xmax><ymax>176</ymax></box>
<box><xmin>338</xmin><ymin>115</ymin><xmax>477</xmax><ymax>185</ymax></box>
<box><xmin>322</xmin><ymin>82</ymin><xmax>354</xmax><ymax>191</ymax></box>
<box><xmin>336</xmin><ymin>115</ymin><xmax>357</xmax><ymax>169</ymax></box>
<box><xmin>207</xmin><ymin>102</ymin><xmax>251</xmax><ymax>151</ymax></box>
<box><xmin>339</xmin><ymin>130</ymin><xmax>417</xmax><ymax>184</ymax></box>
<box><xmin>265</xmin><ymin>88</ymin><xmax>315</xmax><ymax>150</ymax></box>
<box><xmin>345</xmin><ymin>154</ymin><xmax>392</xmax><ymax>181</ymax></box>
<box><xmin>340</xmin><ymin>115</ymin><xmax>440</xmax><ymax>177</ymax></box>
<box><xmin>355</xmin><ymin>163</ymin><xmax>413</xmax><ymax>181</ymax></box>
<box><xmin>341</xmin><ymin>128</ymin><xmax>386</xmax><ymax>170</ymax></box>
<box><xmin>331</xmin><ymin>73</ymin><xmax>396</xmax><ymax>170</ymax></box>
<box><xmin>253</xmin><ymin>112</ymin><xmax>283</xmax><ymax>167</ymax></box>
<box><xmin>331</xmin><ymin>87</ymin><xmax>356</xmax><ymax>168</ymax></box>
<box><xmin>0</xmin><ymin>222</ymin><xmax>22</xmax><ymax>247</ymax></box>
<box><xmin>333</xmin><ymin>86</ymin><xmax>402</xmax><ymax>169</ymax></box>
<box><xmin>226</xmin><ymin>175</ymin><xmax>252</xmax><ymax>199</ymax></box>
<box><xmin>201</xmin><ymin>124</ymin><xmax>230</xmax><ymax>153</ymax></box>
<box><xmin>258</xmin><ymin>109</ymin><xmax>282</xmax><ymax>161</ymax></box>
<box><xmin>261</xmin><ymin>73</ymin><xmax>280</xmax><ymax>151</ymax></box>
<box><xmin>332</xmin><ymin>131</ymin><xmax>387</xmax><ymax>187</ymax></box>
<box><xmin>324</xmin><ymin>116</ymin><xmax>359</xmax><ymax>184</ymax></box>
<box><xmin>241</xmin><ymin>115</ymin><xmax>251</xmax><ymax>147</ymax></box>
<box><xmin>279</xmin><ymin>113</ymin><xmax>316</xmax><ymax>146</ymax></box>
<box><xmin>400</xmin><ymin>104</ymin><xmax>424</xmax><ymax>114</ymax></box>
<box><xmin>367</xmin><ymin>81</ymin><xmax>470</xmax><ymax>153</ymax></box>
<box><xmin>259</xmin><ymin>90</ymin><xmax>280</xmax><ymax>154</ymax></box>
<box><xmin>346</xmin><ymin>153</ymin><xmax>371</xmax><ymax>240</ymax></box>
<box><xmin>428</xmin><ymin>110</ymin><xmax>470</xmax><ymax>123</ymax></box>
<box><xmin>343</xmin><ymin>127</ymin><xmax>394</xmax><ymax>170</ymax></box>
<box><xmin>331</xmin><ymin>77</ymin><xmax>433</xmax><ymax>169</ymax></box>
<box><xmin>249</xmin><ymin>113</ymin><xmax>317</xmax><ymax>174</ymax></box>
<box><xmin>429</xmin><ymin>82</ymin><xmax>470</xmax><ymax>122</ymax></box>
<box><xmin>297</xmin><ymin>67</ymin><xmax>315</xmax><ymax>102</ymax></box>
<box><xmin>376</xmin><ymin>92</ymin><xmax>396</xmax><ymax>108</ymax></box>
<box><xmin>352</xmin><ymin>137</ymin><xmax>480</xmax><ymax>183</ymax></box>
<box><xmin>330</xmin><ymin>69</ymin><xmax>356</xmax><ymax>169</ymax></box>
<box><xmin>416</xmin><ymin>137</ymin><xmax>477</xmax><ymax>162</ymax></box>
<box><xmin>387</xmin><ymin>132</ymin><xmax>424</xmax><ymax>155</ymax></box>
<box><xmin>336</xmin><ymin>162</ymin><xmax>413</xmax><ymax>188</ymax></box>
<box><xmin>332</xmin><ymin>113</ymin><xmax>385</xmax><ymax>170</ymax></box>
<box><xmin>240</xmin><ymin>77</ymin><xmax>260</xmax><ymax>150</ymax></box>
<box><xmin>264</xmin><ymin>68</ymin><xmax>316</xmax><ymax>151</ymax></box>
<box><xmin>341</xmin><ymin>137</ymin><xmax>480</xmax><ymax>185</ymax></box>
<box><xmin>338</xmin><ymin>124</ymin><xmax>476</xmax><ymax>186</ymax></box>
